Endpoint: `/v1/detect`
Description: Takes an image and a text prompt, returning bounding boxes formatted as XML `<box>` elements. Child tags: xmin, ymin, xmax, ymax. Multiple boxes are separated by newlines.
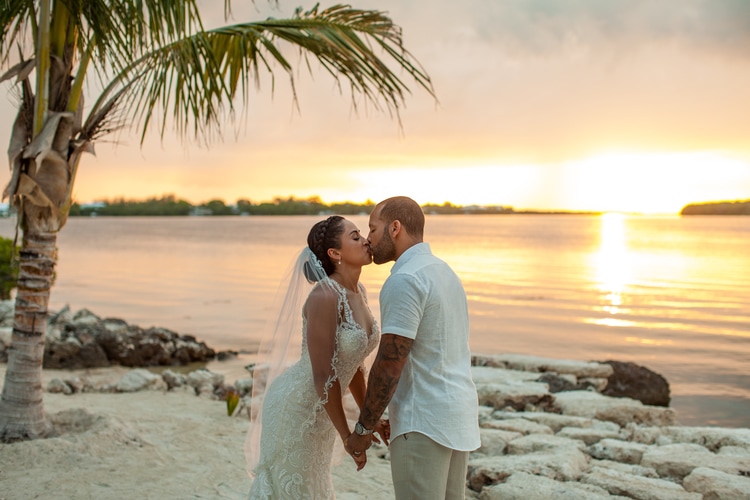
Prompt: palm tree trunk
<box><xmin>0</xmin><ymin>228</ymin><xmax>57</xmax><ymax>442</ymax></box>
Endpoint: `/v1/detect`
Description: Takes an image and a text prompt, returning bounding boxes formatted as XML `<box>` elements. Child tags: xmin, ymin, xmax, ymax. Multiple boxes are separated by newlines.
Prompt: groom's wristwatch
<box><xmin>354</xmin><ymin>421</ymin><xmax>373</xmax><ymax>436</ymax></box>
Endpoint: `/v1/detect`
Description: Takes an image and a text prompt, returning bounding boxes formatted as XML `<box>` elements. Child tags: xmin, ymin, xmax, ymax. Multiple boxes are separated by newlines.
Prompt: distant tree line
<box><xmin>680</xmin><ymin>200</ymin><xmax>750</xmax><ymax>215</ymax></box>
<box><xmin>56</xmin><ymin>196</ymin><xmax>750</xmax><ymax>217</ymax></box>
<box><xmin>69</xmin><ymin>195</ymin><xmax>193</xmax><ymax>216</ymax></box>
<box><xmin>68</xmin><ymin>195</ymin><xmax>377</xmax><ymax>216</ymax></box>
<box><xmin>421</xmin><ymin>202</ymin><xmax>514</xmax><ymax>215</ymax></box>
<box><xmin>66</xmin><ymin>196</ymin><xmax>516</xmax><ymax>216</ymax></box>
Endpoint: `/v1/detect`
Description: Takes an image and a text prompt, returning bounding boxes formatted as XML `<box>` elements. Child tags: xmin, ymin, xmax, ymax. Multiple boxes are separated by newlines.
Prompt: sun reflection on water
<box><xmin>625</xmin><ymin>336</ymin><xmax>675</xmax><ymax>346</ymax></box>
<box><xmin>595</xmin><ymin>213</ymin><xmax>631</xmax><ymax>316</ymax></box>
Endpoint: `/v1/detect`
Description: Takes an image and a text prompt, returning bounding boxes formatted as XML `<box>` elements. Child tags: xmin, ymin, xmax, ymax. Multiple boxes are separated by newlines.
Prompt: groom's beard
<box><xmin>370</xmin><ymin>230</ymin><xmax>396</xmax><ymax>265</ymax></box>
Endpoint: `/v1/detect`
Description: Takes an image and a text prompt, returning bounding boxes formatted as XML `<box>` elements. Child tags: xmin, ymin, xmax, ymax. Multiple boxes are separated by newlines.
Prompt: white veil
<box><xmin>243</xmin><ymin>246</ymin><xmax>332</xmax><ymax>477</ymax></box>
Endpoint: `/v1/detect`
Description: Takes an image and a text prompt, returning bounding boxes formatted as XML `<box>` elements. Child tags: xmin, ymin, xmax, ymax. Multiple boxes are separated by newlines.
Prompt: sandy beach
<box><xmin>0</xmin><ymin>361</ymin><xmax>396</xmax><ymax>500</ymax></box>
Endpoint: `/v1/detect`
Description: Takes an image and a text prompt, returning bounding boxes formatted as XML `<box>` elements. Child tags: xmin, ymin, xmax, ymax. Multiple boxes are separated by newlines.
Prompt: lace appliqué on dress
<box><xmin>248</xmin><ymin>279</ymin><xmax>379</xmax><ymax>500</ymax></box>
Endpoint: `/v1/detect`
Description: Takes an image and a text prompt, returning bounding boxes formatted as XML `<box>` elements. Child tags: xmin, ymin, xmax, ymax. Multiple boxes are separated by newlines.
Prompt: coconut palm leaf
<box><xmin>87</xmin><ymin>4</ymin><xmax>434</xmax><ymax>144</ymax></box>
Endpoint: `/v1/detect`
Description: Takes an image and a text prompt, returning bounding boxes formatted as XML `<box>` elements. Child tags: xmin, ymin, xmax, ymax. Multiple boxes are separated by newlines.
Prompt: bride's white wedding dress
<box><xmin>248</xmin><ymin>279</ymin><xmax>380</xmax><ymax>499</ymax></box>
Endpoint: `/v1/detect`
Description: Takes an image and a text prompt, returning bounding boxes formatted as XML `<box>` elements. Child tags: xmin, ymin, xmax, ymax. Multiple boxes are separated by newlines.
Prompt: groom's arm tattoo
<box><xmin>361</xmin><ymin>334</ymin><xmax>413</xmax><ymax>428</ymax></box>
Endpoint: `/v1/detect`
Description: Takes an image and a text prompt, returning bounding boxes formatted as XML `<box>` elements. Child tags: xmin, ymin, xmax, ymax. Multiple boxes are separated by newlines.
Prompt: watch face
<box><xmin>355</xmin><ymin>422</ymin><xmax>370</xmax><ymax>435</ymax></box>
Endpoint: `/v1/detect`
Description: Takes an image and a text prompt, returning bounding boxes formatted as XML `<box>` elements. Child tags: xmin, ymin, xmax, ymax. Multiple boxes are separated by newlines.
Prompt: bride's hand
<box><xmin>350</xmin><ymin>448</ymin><xmax>367</xmax><ymax>471</ymax></box>
<box><xmin>372</xmin><ymin>419</ymin><xmax>390</xmax><ymax>446</ymax></box>
<box><xmin>344</xmin><ymin>433</ymin><xmax>368</xmax><ymax>471</ymax></box>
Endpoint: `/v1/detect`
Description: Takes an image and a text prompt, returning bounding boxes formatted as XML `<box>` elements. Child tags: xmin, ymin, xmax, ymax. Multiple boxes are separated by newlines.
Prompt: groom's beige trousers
<box><xmin>390</xmin><ymin>432</ymin><xmax>469</xmax><ymax>500</ymax></box>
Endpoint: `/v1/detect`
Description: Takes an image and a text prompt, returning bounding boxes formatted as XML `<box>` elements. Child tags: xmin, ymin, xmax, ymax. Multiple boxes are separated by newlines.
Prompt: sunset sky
<box><xmin>2</xmin><ymin>0</ymin><xmax>750</xmax><ymax>214</ymax></box>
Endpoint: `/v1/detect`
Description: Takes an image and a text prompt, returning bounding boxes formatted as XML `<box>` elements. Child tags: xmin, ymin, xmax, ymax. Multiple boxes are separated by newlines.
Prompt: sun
<box><xmin>560</xmin><ymin>151</ymin><xmax>750</xmax><ymax>214</ymax></box>
<box><xmin>340</xmin><ymin>152</ymin><xmax>750</xmax><ymax>214</ymax></box>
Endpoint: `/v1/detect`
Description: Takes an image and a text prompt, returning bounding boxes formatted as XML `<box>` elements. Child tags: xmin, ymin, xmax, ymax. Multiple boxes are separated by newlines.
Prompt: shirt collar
<box><xmin>391</xmin><ymin>242</ymin><xmax>431</xmax><ymax>274</ymax></box>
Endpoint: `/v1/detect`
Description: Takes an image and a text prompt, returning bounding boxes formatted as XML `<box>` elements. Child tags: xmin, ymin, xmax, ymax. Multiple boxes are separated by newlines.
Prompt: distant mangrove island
<box><xmin>680</xmin><ymin>199</ymin><xmax>750</xmax><ymax>215</ymax></box>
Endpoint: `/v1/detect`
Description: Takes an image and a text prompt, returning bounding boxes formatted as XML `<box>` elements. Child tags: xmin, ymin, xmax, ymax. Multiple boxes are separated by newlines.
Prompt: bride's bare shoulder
<box><xmin>304</xmin><ymin>281</ymin><xmax>339</xmax><ymax>309</ymax></box>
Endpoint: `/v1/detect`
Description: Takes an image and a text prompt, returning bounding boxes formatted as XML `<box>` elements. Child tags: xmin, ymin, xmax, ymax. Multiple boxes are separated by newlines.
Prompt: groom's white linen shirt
<box><xmin>379</xmin><ymin>243</ymin><xmax>481</xmax><ymax>452</ymax></box>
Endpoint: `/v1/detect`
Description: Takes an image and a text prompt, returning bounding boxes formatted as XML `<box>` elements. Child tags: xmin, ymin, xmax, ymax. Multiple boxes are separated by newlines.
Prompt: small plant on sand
<box><xmin>226</xmin><ymin>388</ymin><xmax>241</xmax><ymax>417</ymax></box>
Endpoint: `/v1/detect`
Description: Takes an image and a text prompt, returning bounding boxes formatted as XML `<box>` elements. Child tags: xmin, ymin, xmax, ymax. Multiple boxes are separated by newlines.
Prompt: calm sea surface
<box><xmin>1</xmin><ymin>214</ymin><xmax>748</xmax><ymax>428</ymax></box>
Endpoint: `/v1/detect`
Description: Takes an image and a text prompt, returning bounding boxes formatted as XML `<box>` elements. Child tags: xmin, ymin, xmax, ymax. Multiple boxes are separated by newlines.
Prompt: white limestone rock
<box><xmin>45</xmin><ymin>324</ymin><xmax>62</xmax><ymax>341</ymax></box>
<box><xmin>580</xmin><ymin>377</ymin><xmax>609</xmax><ymax>392</ymax></box>
<box><xmin>641</xmin><ymin>442</ymin><xmax>750</xmax><ymax>480</ymax></box>
<box><xmin>115</xmin><ymin>368</ymin><xmax>166</xmax><ymax>392</ymax></box>
<box><xmin>631</xmin><ymin>425</ymin><xmax>750</xmax><ymax>451</ymax></box>
<box><xmin>479</xmin><ymin>471</ymin><xmax>615</xmax><ymax>500</ymax></box>
<box><xmin>475</xmin><ymin>381</ymin><xmax>553</xmax><ymax>411</ymax></box>
<box><xmin>186</xmin><ymin>368</ymin><xmax>224</xmax><ymax>394</ymax></box>
<box><xmin>0</xmin><ymin>326</ymin><xmax>12</xmax><ymax>345</ymax></box>
<box><xmin>472</xmin><ymin>365</ymin><xmax>542</xmax><ymax>384</ymax></box>
<box><xmin>553</xmin><ymin>390</ymin><xmax>676</xmax><ymax>426</ymax></box>
<box><xmin>234</xmin><ymin>377</ymin><xmax>253</xmax><ymax>397</ymax></box>
<box><xmin>101</xmin><ymin>318</ymin><xmax>129</xmax><ymax>333</ymax></box>
<box><xmin>719</xmin><ymin>445</ymin><xmax>750</xmax><ymax>457</ymax></box>
<box><xmin>474</xmin><ymin>428</ymin><xmax>522</xmax><ymax>457</ymax></box>
<box><xmin>682</xmin><ymin>466</ymin><xmax>750</xmax><ymax>499</ymax></box>
<box><xmin>477</xmin><ymin>405</ymin><xmax>495</xmax><ymax>425</ymax></box>
<box><xmin>474</xmin><ymin>353</ymin><xmax>614</xmax><ymax>379</ymax></box>
<box><xmin>518</xmin><ymin>412</ymin><xmax>596</xmax><ymax>433</ymax></box>
<box><xmin>557</xmin><ymin>425</ymin><xmax>623</xmax><ymax>445</ymax></box>
<box><xmin>0</xmin><ymin>300</ymin><xmax>14</xmax><ymax>325</ymax></box>
<box><xmin>482</xmin><ymin>416</ymin><xmax>553</xmax><ymax>435</ymax></box>
<box><xmin>71</xmin><ymin>308</ymin><xmax>101</xmax><ymax>326</ymax></box>
<box><xmin>588</xmin><ymin>438</ymin><xmax>651</xmax><ymax>464</ymax></box>
<box><xmin>506</xmin><ymin>433</ymin><xmax>587</xmax><ymax>455</ymax></box>
<box><xmin>589</xmin><ymin>459</ymin><xmax>660</xmax><ymax>479</ymax></box>
<box><xmin>161</xmin><ymin>369</ymin><xmax>187</xmax><ymax>389</ymax></box>
<box><xmin>581</xmin><ymin>466</ymin><xmax>702</xmax><ymax>500</ymax></box>
<box><xmin>49</xmin><ymin>304</ymin><xmax>74</xmax><ymax>324</ymax></box>
<box><xmin>467</xmin><ymin>447</ymin><xmax>590</xmax><ymax>491</ymax></box>
<box><xmin>47</xmin><ymin>377</ymin><xmax>73</xmax><ymax>394</ymax></box>
<box><xmin>591</xmin><ymin>420</ymin><xmax>623</xmax><ymax>433</ymax></box>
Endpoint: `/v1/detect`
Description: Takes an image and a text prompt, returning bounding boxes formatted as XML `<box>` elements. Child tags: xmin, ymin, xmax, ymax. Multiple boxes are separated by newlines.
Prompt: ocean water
<box><xmin>1</xmin><ymin>214</ymin><xmax>747</xmax><ymax>427</ymax></box>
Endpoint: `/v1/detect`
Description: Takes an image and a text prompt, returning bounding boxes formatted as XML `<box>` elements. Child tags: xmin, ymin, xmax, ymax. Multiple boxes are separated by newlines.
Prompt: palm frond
<box><xmin>0</xmin><ymin>58</ymin><xmax>34</xmax><ymax>84</ymax></box>
<box><xmin>88</xmin><ymin>4</ymin><xmax>435</xmax><ymax>145</ymax></box>
<box><xmin>0</xmin><ymin>0</ymin><xmax>34</xmax><ymax>63</ymax></box>
<box><xmin>3</xmin><ymin>0</ymin><xmax>210</xmax><ymax>77</ymax></box>
<box><xmin>214</xmin><ymin>4</ymin><xmax>435</xmax><ymax>117</ymax></box>
<box><xmin>80</xmin><ymin>79</ymin><xmax>132</xmax><ymax>142</ymax></box>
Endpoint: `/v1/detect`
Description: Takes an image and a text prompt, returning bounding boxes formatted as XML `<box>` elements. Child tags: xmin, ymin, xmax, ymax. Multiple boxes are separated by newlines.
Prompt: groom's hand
<box><xmin>373</xmin><ymin>419</ymin><xmax>390</xmax><ymax>446</ymax></box>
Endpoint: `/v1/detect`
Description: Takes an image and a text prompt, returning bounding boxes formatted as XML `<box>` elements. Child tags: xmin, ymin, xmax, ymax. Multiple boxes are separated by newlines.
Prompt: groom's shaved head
<box><xmin>377</xmin><ymin>196</ymin><xmax>425</xmax><ymax>239</ymax></box>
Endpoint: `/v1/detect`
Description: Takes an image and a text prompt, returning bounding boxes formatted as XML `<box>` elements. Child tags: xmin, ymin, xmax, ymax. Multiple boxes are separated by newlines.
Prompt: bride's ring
<box><xmin>353</xmin><ymin>451</ymin><xmax>362</xmax><ymax>456</ymax></box>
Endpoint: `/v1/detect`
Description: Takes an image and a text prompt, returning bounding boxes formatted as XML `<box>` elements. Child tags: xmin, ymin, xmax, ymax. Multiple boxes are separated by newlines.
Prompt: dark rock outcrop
<box><xmin>43</xmin><ymin>307</ymin><xmax>216</xmax><ymax>369</ymax></box>
<box><xmin>599</xmin><ymin>360</ymin><xmax>671</xmax><ymax>407</ymax></box>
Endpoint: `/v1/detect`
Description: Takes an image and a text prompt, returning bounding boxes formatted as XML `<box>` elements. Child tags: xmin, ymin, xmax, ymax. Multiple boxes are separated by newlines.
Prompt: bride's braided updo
<box><xmin>306</xmin><ymin>215</ymin><xmax>345</xmax><ymax>278</ymax></box>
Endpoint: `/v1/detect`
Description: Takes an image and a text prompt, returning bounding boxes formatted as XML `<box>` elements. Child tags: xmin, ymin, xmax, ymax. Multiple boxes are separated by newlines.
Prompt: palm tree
<box><xmin>0</xmin><ymin>0</ymin><xmax>433</xmax><ymax>442</ymax></box>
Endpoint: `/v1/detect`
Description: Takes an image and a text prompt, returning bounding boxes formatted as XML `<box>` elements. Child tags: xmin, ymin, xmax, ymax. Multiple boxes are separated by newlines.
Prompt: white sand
<box><xmin>0</xmin><ymin>362</ymin><xmax>394</xmax><ymax>500</ymax></box>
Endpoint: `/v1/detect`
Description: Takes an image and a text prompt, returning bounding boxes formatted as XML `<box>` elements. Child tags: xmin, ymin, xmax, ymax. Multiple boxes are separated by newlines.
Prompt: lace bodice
<box><xmin>300</xmin><ymin>278</ymin><xmax>378</xmax><ymax>389</ymax></box>
<box><xmin>248</xmin><ymin>278</ymin><xmax>379</xmax><ymax>499</ymax></box>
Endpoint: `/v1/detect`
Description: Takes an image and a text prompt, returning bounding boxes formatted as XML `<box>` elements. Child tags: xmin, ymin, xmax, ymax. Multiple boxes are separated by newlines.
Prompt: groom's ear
<box><xmin>391</xmin><ymin>220</ymin><xmax>402</xmax><ymax>237</ymax></box>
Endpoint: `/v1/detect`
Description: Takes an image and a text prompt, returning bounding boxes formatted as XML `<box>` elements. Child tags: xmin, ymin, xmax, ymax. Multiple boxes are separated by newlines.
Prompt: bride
<box><xmin>245</xmin><ymin>215</ymin><xmax>388</xmax><ymax>499</ymax></box>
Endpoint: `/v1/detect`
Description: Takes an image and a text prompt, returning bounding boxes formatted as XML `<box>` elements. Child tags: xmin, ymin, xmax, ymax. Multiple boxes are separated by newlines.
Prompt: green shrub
<box><xmin>0</xmin><ymin>236</ymin><xmax>19</xmax><ymax>300</ymax></box>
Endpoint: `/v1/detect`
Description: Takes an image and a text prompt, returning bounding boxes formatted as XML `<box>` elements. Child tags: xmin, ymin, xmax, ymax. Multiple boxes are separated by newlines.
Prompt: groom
<box><xmin>346</xmin><ymin>196</ymin><xmax>480</xmax><ymax>499</ymax></box>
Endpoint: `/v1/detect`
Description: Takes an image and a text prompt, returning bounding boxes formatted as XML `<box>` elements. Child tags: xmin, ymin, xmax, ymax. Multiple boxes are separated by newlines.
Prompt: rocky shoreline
<box><xmin>467</xmin><ymin>354</ymin><xmax>750</xmax><ymax>499</ymax></box>
<box><xmin>0</xmin><ymin>302</ymin><xmax>223</xmax><ymax>368</ymax></box>
<box><xmin>1</xmin><ymin>304</ymin><xmax>749</xmax><ymax>498</ymax></box>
